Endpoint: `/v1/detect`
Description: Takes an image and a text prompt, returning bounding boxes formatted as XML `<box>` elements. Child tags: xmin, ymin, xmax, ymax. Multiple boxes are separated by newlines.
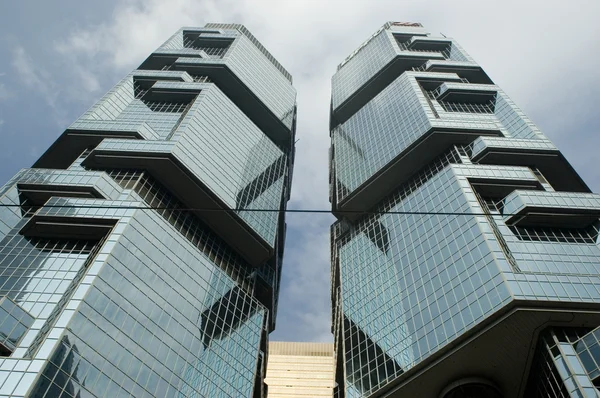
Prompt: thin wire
<box><xmin>0</xmin><ymin>203</ymin><xmax>582</xmax><ymax>217</ymax></box>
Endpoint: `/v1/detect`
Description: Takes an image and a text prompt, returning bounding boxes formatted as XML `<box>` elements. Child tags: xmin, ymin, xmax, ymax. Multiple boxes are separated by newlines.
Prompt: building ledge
<box><xmin>471</xmin><ymin>136</ymin><xmax>590</xmax><ymax>193</ymax></box>
<box><xmin>138</xmin><ymin>55</ymin><xmax>292</xmax><ymax>148</ymax></box>
<box><xmin>21</xmin><ymin>215</ymin><xmax>116</xmax><ymax>241</ymax></box>
<box><xmin>425</xmin><ymin>60</ymin><xmax>494</xmax><ymax>85</ymax></box>
<box><xmin>82</xmin><ymin>141</ymin><xmax>273</xmax><ymax>266</ymax></box>
<box><xmin>132</xmin><ymin>69</ymin><xmax>193</xmax><ymax>83</ymax></box>
<box><xmin>407</xmin><ymin>37</ymin><xmax>452</xmax><ymax>52</ymax></box>
<box><xmin>140</xmin><ymin>80</ymin><xmax>204</xmax><ymax>103</ymax></box>
<box><xmin>331</xmin><ymin>54</ymin><xmax>447</xmax><ymax>128</ymax></box>
<box><xmin>33</xmin><ymin>122</ymin><xmax>158</xmax><ymax>169</ymax></box>
<box><xmin>435</xmin><ymin>82</ymin><xmax>497</xmax><ymax>104</ymax></box>
<box><xmin>375</xmin><ymin>303</ymin><xmax>600</xmax><ymax>398</ymax></box>
<box><xmin>334</xmin><ymin>127</ymin><xmax>502</xmax><ymax>220</ymax></box>
<box><xmin>12</xmin><ymin>169</ymin><xmax>122</xmax><ymax>204</ymax></box>
<box><xmin>503</xmin><ymin>191</ymin><xmax>600</xmax><ymax>228</ymax></box>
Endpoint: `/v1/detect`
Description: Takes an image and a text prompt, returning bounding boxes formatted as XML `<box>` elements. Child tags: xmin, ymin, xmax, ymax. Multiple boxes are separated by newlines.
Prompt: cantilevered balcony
<box><xmin>471</xmin><ymin>136</ymin><xmax>590</xmax><ymax>192</ymax></box>
<box><xmin>139</xmin><ymin>29</ymin><xmax>296</xmax><ymax>147</ymax></box>
<box><xmin>331</xmin><ymin>29</ymin><xmax>487</xmax><ymax>127</ymax></box>
<box><xmin>503</xmin><ymin>191</ymin><xmax>600</xmax><ymax>228</ymax></box>
<box><xmin>332</xmin><ymin>74</ymin><xmax>504</xmax><ymax>220</ymax></box>
<box><xmin>36</xmin><ymin>80</ymin><xmax>284</xmax><ymax>266</ymax></box>
<box><xmin>406</xmin><ymin>36</ymin><xmax>452</xmax><ymax>53</ymax></box>
<box><xmin>14</xmin><ymin>169</ymin><xmax>122</xmax><ymax>208</ymax></box>
<box><xmin>33</xmin><ymin>70</ymin><xmax>201</xmax><ymax>169</ymax></box>
<box><xmin>433</xmin><ymin>82</ymin><xmax>498</xmax><ymax>104</ymax></box>
<box><xmin>421</xmin><ymin>60</ymin><xmax>493</xmax><ymax>85</ymax></box>
<box><xmin>81</xmin><ymin>136</ymin><xmax>277</xmax><ymax>267</ymax></box>
<box><xmin>331</xmin><ymin>47</ymin><xmax>445</xmax><ymax>127</ymax></box>
<box><xmin>34</xmin><ymin>121</ymin><xmax>159</xmax><ymax>169</ymax></box>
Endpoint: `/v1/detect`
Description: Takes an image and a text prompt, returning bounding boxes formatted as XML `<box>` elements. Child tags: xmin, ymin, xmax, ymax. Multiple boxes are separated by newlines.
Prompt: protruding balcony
<box><xmin>82</xmin><ymin>138</ymin><xmax>275</xmax><ymax>266</ymax></box>
<box><xmin>332</xmin><ymin>75</ymin><xmax>504</xmax><ymax>220</ymax></box>
<box><xmin>14</xmin><ymin>169</ymin><xmax>122</xmax><ymax>210</ymax></box>
<box><xmin>331</xmin><ymin>48</ymin><xmax>445</xmax><ymax>127</ymax></box>
<box><xmin>34</xmin><ymin>121</ymin><xmax>158</xmax><ymax>169</ymax></box>
<box><xmin>138</xmin><ymin>29</ymin><xmax>296</xmax><ymax>148</ymax></box>
<box><xmin>20</xmin><ymin>197</ymin><xmax>121</xmax><ymax>241</ymax></box>
<box><xmin>423</xmin><ymin>60</ymin><xmax>494</xmax><ymax>84</ymax></box>
<box><xmin>434</xmin><ymin>82</ymin><xmax>497</xmax><ymax>104</ymax></box>
<box><xmin>407</xmin><ymin>36</ymin><xmax>452</xmax><ymax>52</ymax></box>
<box><xmin>333</xmin><ymin>126</ymin><xmax>503</xmax><ymax>220</ymax></box>
<box><xmin>471</xmin><ymin>136</ymin><xmax>590</xmax><ymax>192</ymax></box>
<box><xmin>138</xmin><ymin>80</ymin><xmax>203</xmax><ymax>103</ymax></box>
<box><xmin>503</xmin><ymin>191</ymin><xmax>600</xmax><ymax>228</ymax></box>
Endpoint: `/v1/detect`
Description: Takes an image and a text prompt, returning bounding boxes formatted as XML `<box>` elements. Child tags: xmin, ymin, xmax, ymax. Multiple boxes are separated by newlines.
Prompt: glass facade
<box><xmin>330</xmin><ymin>22</ymin><xmax>600</xmax><ymax>398</ymax></box>
<box><xmin>0</xmin><ymin>24</ymin><xmax>295</xmax><ymax>397</ymax></box>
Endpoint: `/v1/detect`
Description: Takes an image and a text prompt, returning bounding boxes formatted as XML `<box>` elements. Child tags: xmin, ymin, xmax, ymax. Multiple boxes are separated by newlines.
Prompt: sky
<box><xmin>0</xmin><ymin>0</ymin><xmax>599</xmax><ymax>343</ymax></box>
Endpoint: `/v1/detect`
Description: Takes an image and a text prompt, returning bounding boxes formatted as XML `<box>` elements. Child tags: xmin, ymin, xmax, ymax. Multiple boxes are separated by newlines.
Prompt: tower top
<box><xmin>337</xmin><ymin>21</ymin><xmax>427</xmax><ymax>70</ymax></box>
<box><xmin>388</xmin><ymin>21</ymin><xmax>423</xmax><ymax>27</ymax></box>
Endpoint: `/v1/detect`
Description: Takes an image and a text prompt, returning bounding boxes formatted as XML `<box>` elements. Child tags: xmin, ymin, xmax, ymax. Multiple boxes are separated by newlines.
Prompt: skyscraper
<box><xmin>329</xmin><ymin>22</ymin><xmax>600</xmax><ymax>397</ymax></box>
<box><xmin>0</xmin><ymin>24</ymin><xmax>295</xmax><ymax>397</ymax></box>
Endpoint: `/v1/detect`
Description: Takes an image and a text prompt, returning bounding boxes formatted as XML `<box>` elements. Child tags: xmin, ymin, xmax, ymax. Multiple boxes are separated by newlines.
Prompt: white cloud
<box><xmin>47</xmin><ymin>0</ymin><xmax>600</xmax><ymax>342</ymax></box>
<box><xmin>12</xmin><ymin>46</ymin><xmax>70</xmax><ymax>126</ymax></box>
<box><xmin>13</xmin><ymin>47</ymin><xmax>53</xmax><ymax>97</ymax></box>
<box><xmin>54</xmin><ymin>0</ymin><xmax>228</xmax><ymax>71</ymax></box>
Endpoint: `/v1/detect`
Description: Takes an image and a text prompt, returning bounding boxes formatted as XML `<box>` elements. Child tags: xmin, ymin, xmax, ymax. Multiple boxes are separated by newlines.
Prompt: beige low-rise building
<box><xmin>265</xmin><ymin>341</ymin><xmax>334</xmax><ymax>397</ymax></box>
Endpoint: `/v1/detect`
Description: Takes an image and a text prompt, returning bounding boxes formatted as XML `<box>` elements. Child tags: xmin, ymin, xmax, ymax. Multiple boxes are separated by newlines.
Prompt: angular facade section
<box><xmin>0</xmin><ymin>24</ymin><xmax>295</xmax><ymax>397</ymax></box>
<box><xmin>330</xmin><ymin>22</ymin><xmax>600</xmax><ymax>398</ymax></box>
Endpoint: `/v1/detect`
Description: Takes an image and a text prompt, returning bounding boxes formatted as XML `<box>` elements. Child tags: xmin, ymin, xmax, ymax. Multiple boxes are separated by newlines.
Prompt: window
<box><xmin>0</xmin><ymin>296</ymin><xmax>34</xmax><ymax>356</ymax></box>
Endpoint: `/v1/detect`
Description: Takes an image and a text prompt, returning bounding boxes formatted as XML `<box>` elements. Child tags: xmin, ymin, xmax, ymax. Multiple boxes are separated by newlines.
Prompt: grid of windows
<box><xmin>73</xmin><ymin>68</ymin><xmax>288</xmax><ymax>245</ymax></box>
<box><xmin>96</xmin><ymin>78</ymin><xmax>183</xmax><ymax>138</ymax></box>
<box><xmin>333</xmin><ymin>74</ymin><xmax>430</xmax><ymax>200</ymax></box>
<box><xmin>474</xmin><ymin>191</ymin><xmax>521</xmax><ymax>273</ymax></box>
<box><xmin>394</xmin><ymin>36</ymin><xmax>470</xmax><ymax>63</ymax></box>
<box><xmin>182</xmin><ymin>36</ymin><xmax>231</xmax><ymax>58</ymax></box>
<box><xmin>25</xmin><ymin>236</ymin><xmax>104</xmax><ymax>360</ymax></box>
<box><xmin>334</xmin><ymin>162</ymin><xmax>514</xmax><ymax>396</ymax></box>
<box><xmin>331</xmin><ymin>30</ymin><xmax>398</xmax><ymax>111</ymax></box>
<box><xmin>108</xmin><ymin>170</ymin><xmax>257</xmax><ymax>294</ymax></box>
<box><xmin>24</xmin><ymin>186</ymin><xmax>268</xmax><ymax>397</ymax></box>
<box><xmin>142</xmin><ymin>101</ymin><xmax>190</xmax><ymax>113</ymax></box>
<box><xmin>0</xmin><ymin>233</ymin><xmax>96</xmax><ymax>324</ymax></box>
<box><xmin>171</xmin><ymin>86</ymin><xmax>286</xmax><ymax>245</ymax></box>
<box><xmin>494</xmin><ymin>94</ymin><xmax>543</xmax><ymax>139</ymax></box>
<box><xmin>0</xmin><ymin>297</ymin><xmax>33</xmax><ymax>355</ymax></box>
<box><xmin>152</xmin><ymin>27</ymin><xmax>297</xmax><ymax>131</ymax></box>
<box><xmin>526</xmin><ymin>328</ymin><xmax>600</xmax><ymax>397</ymax></box>
<box><xmin>510</xmin><ymin>225</ymin><xmax>599</xmax><ymax>244</ymax></box>
<box><xmin>336</xmin><ymin>147</ymin><xmax>462</xmax><ymax>245</ymax></box>
<box><xmin>526</xmin><ymin>338</ymin><xmax>572</xmax><ymax>398</ymax></box>
<box><xmin>204</xmin><ymin>23</ymin><xmax>293</xmax><ymax>82</ymax></box>
<box><xmin>224</xmin><ymin>33</ymin><xmax>297</xmax><ymax>130</ymax></box>
<box><xmin>333</xmin><ymin>148</ymin><xmax>517</xmax><ymax>396</ymax></box>
<box><xmin>331</xmin><ymin>22</ymin><xmax>600</xmax><ymax>398</ymax></box>
<box><xmin>574</xmin><ymin>328</ymin><xmax>600</xmax><ymax>384</ymax></box>
<box><xmin>0</xmin><ymin>23</ymin><xmax>294</xmax><ymax>397</ymax></box>
<box><xmin>394</xmin><ymin>38</ymin><xmax>451</xmax><ymax>58</ymax></box>
<box><xmin>438</xmin><ymin>100</ymin><xmax>495</xmax><ymax>114</ymax></box>
<box><xmin>133</xmin><ymin>81</ymin><xmax>193</xmax><ymax>114</ymax></box>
